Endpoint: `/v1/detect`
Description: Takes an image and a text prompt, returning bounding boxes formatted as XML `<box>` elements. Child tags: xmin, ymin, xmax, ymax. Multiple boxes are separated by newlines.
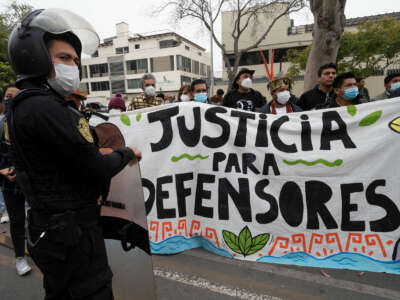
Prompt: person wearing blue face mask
<box><xmin>191</xmin><ymin>79</ymin><xmax>210</xmax><ymax>104</ymax></box>
<box><xmin>317</xmin><ymin>72</ymin><xmax>361</xmax><ymax>110</ymax></box>
<box><xmin>373</xmin><ymin>73</ymin><xmax>400</xmax><ymax>101</ymax></box>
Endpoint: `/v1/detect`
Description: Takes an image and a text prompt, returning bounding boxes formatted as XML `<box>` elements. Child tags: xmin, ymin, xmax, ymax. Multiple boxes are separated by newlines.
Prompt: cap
<box><xmin>233</xmin><ymin>68</ymin><xmax>255</xmax><ymax>89</ymax></box>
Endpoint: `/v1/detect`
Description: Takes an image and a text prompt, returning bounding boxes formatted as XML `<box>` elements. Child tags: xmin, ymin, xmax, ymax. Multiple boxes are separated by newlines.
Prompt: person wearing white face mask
<box><xmin>177</xmin><ymin>85</ymin><xmax>193</xmax><ymax>102</ymax></box>
<box><xmin>129</xmin><ymin>73</ymin><xmax>164</xmax><ymax>110</ymax></box>
<box><xmin>256</xmin><ymin>77</ymin><xmax>301</xmax><ymax>114</ymax></box>
<box><xmin>223</xmin><ymin>68</ymin><xmax>266</xmax><ymax>112</ymax></box>
<box><xmin>7</xmin><ymin>8</ymin><xmax>143</xmax><ymax>298</ymax></box>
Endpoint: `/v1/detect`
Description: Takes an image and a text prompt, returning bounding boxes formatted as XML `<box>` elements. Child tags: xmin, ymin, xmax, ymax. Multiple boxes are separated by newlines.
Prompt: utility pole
<box><xmin>209</xmin><ymin>0</ymin><xmax>214</xmax><ymax>97</ymax></box>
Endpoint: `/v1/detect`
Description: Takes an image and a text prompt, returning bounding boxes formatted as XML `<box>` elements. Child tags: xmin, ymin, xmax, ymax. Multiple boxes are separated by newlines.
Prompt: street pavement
<box><xmin>1</xmin><ymin>222</ymin><xmax>400</xmax><ymax>300</ymax></box>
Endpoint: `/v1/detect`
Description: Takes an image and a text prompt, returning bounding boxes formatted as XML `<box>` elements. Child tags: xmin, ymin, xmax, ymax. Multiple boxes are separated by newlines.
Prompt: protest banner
<box><xmin>105</xmin><ymin>100</ymin><xmax>400</xmax><ymax>274</ymax></box>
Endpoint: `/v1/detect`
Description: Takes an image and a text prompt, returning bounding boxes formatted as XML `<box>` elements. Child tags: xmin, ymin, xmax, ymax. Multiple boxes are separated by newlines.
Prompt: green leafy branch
<box><xmin>222</xmin><ymin>226</ymin><xmax>270</xmax><ymax>257</ymax></box>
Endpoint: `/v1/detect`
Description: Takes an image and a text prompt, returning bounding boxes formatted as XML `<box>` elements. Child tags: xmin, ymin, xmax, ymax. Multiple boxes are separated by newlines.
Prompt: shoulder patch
<box><xmin>78</xmin><ymin>118</ymin><xmax>94</xmax><ymax>143</ymax></box>
<box><xmin>4</xmin><ymin>121</ymin><xmax>11</xmax><ymax>145</ymax></box>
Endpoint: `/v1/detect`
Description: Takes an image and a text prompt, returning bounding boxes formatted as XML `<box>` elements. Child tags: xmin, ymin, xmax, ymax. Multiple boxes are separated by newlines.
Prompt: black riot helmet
<box><xmin>8</xmin><ymin>8</ymin><xmax>99</xmax><ymax>88</ymax></box>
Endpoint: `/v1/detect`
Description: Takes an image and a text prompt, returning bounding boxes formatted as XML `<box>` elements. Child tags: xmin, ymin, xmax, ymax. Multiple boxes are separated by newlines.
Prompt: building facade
<box><xmin>81</xmin><ymin>22</ymin><xmax>211</xmax><ymax>101</ymax></box>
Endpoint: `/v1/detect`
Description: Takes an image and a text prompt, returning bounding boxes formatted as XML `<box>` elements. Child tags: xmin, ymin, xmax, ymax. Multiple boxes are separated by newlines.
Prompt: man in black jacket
<box><xmin>317</xmin><ymin>72</ymin><xmax>361</xmax><ymax>109</ymax></box>
<box><xmin>7</xmin><ymin>9</ymin><xmax>141</xmax><ymax>299</ymax></box>
<box><xmin>256</xmin><ymin>77</ymin><xmax>302</xmax><ymax>114</ymax></box>
<box><xmin>297</xmin><ymin>63</ymin><xmax>337</xmax><ymax>110</ymax></box>
<box><xmin>223</xmin><ymin>68</ymin><xmax>266</xmax><ymax>111</ymax></box>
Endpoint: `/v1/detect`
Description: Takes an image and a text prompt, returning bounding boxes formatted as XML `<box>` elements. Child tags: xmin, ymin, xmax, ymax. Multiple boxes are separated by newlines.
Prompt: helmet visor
<box><xmin>29</xmin><ymin>8</ymin><xmax>100</xmax><ymax>55</ymax></box>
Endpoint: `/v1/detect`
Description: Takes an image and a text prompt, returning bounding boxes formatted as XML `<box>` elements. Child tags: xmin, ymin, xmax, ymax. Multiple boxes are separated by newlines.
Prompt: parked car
<box><xmin>85</xmin><ymin>102</ymin><xmax>108</xmax><ymax>113</ymax></box>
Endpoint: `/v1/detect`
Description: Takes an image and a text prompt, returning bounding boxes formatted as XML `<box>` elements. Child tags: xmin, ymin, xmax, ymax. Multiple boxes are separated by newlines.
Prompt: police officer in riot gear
<box><xmin>7</xmin><ymin>8</ymin><xmax>141</xmax><ymax>299</ymax></box>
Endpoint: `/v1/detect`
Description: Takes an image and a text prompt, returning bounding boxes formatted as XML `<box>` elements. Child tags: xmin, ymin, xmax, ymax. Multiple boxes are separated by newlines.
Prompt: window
<box><xmin>91</xmin><ymin>81</ymin><xmax>110</xmax><ymax>91</ymax></box>
<box><xmin>127</xmin><ymin>79</ymin><xmax>141</xmax><ymax>89</ymax></box>
<box><xmin>81</xmin><ymin>65</ymin><xmax>88</xmax><ymax>79</ymax></box>
<box><xmin>181</xmin><ymin>76</ymin><xmax>191</xmax><ymax>86</ymax></box>
<box><xmin>89</xmin><ymin>63</ymin><xmax>108</xmax><ymax>77</ymax></box>
<box><xmin>126</xmin><ymin>59</ymin><xmax>148</xmax><ymax>74</ymax></box>
<box><xmin>115</xmin><ymin>47</ymin><xmax>129</xmax><ymax>54</ymax></box>
<box><xmin>91</xmin><ymin>50</ymin><xmax>99</xmax><ymax>58</ymax></box>
<box><xmin>198</xmin><ymin>52</ymin><xmax>202</xmax><ymax>56</ymax></box>
<box><xmin>200</xmin><ymin>63</ymin><xmax>207</xmax><ymax>76</ymax></box>
<box><xmin>160</xmin><ymin>40</ymin><xmax>179</xmax><ymax>49</ymax></box>
<box><xmin>110</xmin><ymin>62</ymin><xmax>124</xmax><ymax>76</ymax></box>
<box><xmin>193</xmin><ymin>60</ymin><xmax>200</xmax><ymax>75</ymax></box>
<box><xmin>273</xmin><ymin>46</ymin><xmax>306</xmax><ymax>63</ymax></box>
<box><xmin>150</xmin><ymin>55</ymin><xmax>174</xmax><ymax>72</ymax></box>
<box><xmin>185</xmin><ymin>45</ymin><xmax>190</xmax><ymax>51</ymax></box>
<box><xmin>135</xmin><ymin>44</ymin><xmax>140</xmax><ymax>49</ymax></box>
<box><xmin>177</xmin><ymin>55</ymin><xmax>191</xmax><ymax>72</ymax></box>
<box><xmin>111</xmin><ymin>80</ymin><xmax>125</xmax><ymax>93</ymax></box>
<box><xmin>226</xmin><ymin>51</ymin><xmax>269</xmax><ymax>67</ymax></box>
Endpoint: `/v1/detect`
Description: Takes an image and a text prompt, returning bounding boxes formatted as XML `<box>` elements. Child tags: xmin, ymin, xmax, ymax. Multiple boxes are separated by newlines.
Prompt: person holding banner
<box><xmin>191</xmin><ymin>79</ymin><xmax>211</xmax><ymax>104</ymax></box>
<box><xmin>372</xmin><ymin>73</ymin><xmax>400</xmax><ymax>101</ymax></box>
<box><xmin>256</xmin><ymin>77</ymin><xmax>302</xmax><ymax>114</ymax></box>
<box><xmin>177</xmin><ymin>84</ymin><xmax>193</xmax><ymax>102</ymax></box>
<box><xmin>223</xmin><ymin>68</ymin><xmax>266</xmax><ymax>111</ymax></box>
<box><xmin>317</xmin><ymin>72</ymin><xmax>362</xmax><ymax>109</ymax></box>
<box><xmin>7</xmin><ymin>8</ymin><xmax>141</xmax><ymax>299</ymax></box>
<box><xmin>297</xmin><ymin>63</ymin><xmax>337</xmax><ymax>110</ymax></box>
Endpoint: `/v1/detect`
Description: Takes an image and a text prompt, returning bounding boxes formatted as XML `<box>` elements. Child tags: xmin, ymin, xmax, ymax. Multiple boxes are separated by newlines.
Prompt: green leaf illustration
<box><xmin>136</xmin><ymin>113</ymin><xmax>142</xmax><ymax>122</ymax></box>
<box><xmin>222</xmin><ymin>230</ymin><xmax>241</xmax><ymax>254</ymax></box>
<box><xmin>247</xmin><ymin>233</ymin><xmax>270</xmax><ymax>256</ymax></box>
<box><xmin>347</xmin><ymin>105</ymin><xmax>357</xmax><ymax>116</ymax></box>
<box><xmin>120</xmin><ymin>115</ymin><xmax>131</xmax><ymax>126</ymax></box>
<box><xmin>223</xmin><ymin>227</ymin><xmax>270</xmax><ymax>257</ymax></box>
<box><xmin>238</xmin><ymin>226</ymin><xmax>253</xmax><ymax>256</ymax></box>
<box><xmin>359</xmin><ymin>110</ymin><xmax>382</xmax><ymax>126</ymax></box>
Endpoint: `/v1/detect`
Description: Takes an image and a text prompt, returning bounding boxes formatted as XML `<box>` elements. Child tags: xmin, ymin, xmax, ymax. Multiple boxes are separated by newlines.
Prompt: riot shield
<box><xmin>95</xmin><ymin>123</ymin><xmax>157</xmax><ymax>300</ymax></box>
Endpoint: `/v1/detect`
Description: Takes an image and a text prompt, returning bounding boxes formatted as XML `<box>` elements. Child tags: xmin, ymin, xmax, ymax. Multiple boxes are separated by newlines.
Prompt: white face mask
<box><xmin>181</xmin><ymin>94</ymin><xmax>190</xmax><ymax>102</ymax></box>
<box><xmin>276</xmin><ymin>90</ymin><xmax>291</xmax><ymax>104</ymax></box>
<box><xmin>241</xmin><ymin>78</ymin><xmax>252</xmax><ymax>89</ymax></box>
<box><xmin>47</xmin><ymin>64</ymin><xmax>80</xmax><ymax>96</ymax></box>
<box><xmin>145</xmin><ymin>86</ymin><xmax>156</xmax><ymax>97</ymax></box>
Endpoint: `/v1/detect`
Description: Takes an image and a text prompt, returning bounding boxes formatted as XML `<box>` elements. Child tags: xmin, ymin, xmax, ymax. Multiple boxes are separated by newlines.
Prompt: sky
<box><xmin>3</xmin><ymin>0</ymin><xmax>400</xmax><ymax>73</ymax></box>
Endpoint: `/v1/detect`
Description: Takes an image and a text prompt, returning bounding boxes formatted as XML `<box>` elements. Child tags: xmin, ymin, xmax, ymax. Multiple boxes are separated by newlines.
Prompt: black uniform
<box><xmin>222</xmin><ymin>88</ymin><xmax>266</xmax><ymax>111</ymax></box>
<box><xmin>7</xmin><ymin>86</ymin><xmax>134</xmax><ymax>300</ymax></box>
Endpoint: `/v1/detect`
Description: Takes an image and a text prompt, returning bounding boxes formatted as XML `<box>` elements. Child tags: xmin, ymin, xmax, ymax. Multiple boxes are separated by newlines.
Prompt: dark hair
<box><xmin>384</xmin><ymin>73</ymin><xmax>400</xmax><ymax>85</ymax></box>
<box><xmin>318</xmin><ymin>63</ymin><xmax>337</xmax><ymax>77</ymax></box>
<box><xmin>190</xmin><ymin>79</ymin><xmax>207</xmax><ymax>92</ymax></box>
<box><xmin>157</xmin><ymin>93</ymin><xmax>165</xmax><ymax>100</ymax></box>
<box><xmin>333</xmin><ymin>72</ymin><xmax>356</xmax><ymax>89</ymax></box>
<box><xmin>1</xmin><ymin>84</ymin><xmax>17</xmax><ymax>101</ymax></box>
<box><xmin>216</xmin><ymin>89</ymin><xmax>224</xmax><ymax>96</ymax></box>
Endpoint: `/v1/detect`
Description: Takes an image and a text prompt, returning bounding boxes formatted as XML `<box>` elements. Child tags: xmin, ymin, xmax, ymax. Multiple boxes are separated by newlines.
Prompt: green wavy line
<box><xmin>283</xmin><ymin>159</ymin><xmax>343</xmax><ymax>167</ymax></box>
<box><xmin>171</xmin><ymin>154</ymin><xmax>209</xmax><ymax>162</ymax></box>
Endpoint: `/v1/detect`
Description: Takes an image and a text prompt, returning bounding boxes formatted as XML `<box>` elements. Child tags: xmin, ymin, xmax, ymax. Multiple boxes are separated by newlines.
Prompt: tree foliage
<box><xmin>0</xmin><ymin>1</ymin><xmax>34</xmax><ymax>90</ymax></box>
<box><xmin>287</xmin><ymin>17</ymin><xmax>400</xmax><ymax>79</ymax></box>
<box><xmin>155</xmin><ymin>0</ymin><xmax>306</xmax><ymax>88</ymax></box>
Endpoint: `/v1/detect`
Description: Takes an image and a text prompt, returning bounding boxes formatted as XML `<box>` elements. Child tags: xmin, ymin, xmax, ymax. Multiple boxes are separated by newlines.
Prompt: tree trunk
<box><xmin>304</xmin><ymin>0</ymin><xmax>346</xmax><ymax>91</ymax></box>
